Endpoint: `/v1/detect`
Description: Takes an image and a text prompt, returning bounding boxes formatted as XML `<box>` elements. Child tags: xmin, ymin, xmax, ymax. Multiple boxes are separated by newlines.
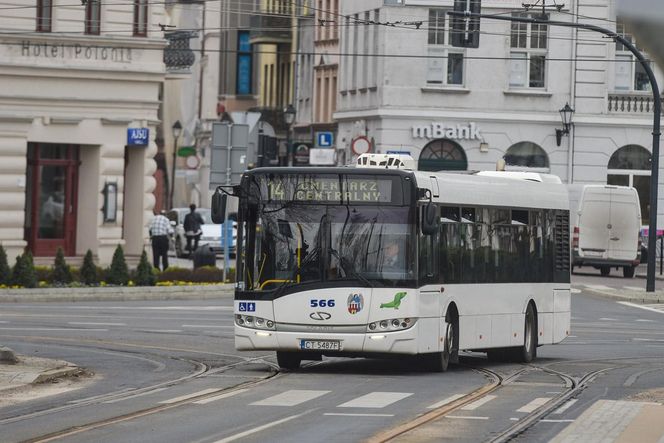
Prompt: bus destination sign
<box><xmin>263</xmin><ymin>176</ymin><xmax>394</xmax><ymax>203</ymax></box>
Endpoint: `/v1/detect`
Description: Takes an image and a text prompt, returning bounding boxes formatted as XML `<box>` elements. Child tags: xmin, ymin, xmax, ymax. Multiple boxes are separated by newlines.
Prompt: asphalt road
<box><xmin>1</xmin><ymin>273</ymin><xmax>663</xmax><ymax>443</ymax></box>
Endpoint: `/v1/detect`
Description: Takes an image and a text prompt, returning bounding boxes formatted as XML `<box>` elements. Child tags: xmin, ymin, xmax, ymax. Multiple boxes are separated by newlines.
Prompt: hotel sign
<box><xmin>19</xmin><ymin>40</ymin><xmax>133</xmax><ymax>63</ymax></box>
<box><xmin>412</xmin><ymin>122</ymin><xmax>482</xmax><ymax>140</ymax></box>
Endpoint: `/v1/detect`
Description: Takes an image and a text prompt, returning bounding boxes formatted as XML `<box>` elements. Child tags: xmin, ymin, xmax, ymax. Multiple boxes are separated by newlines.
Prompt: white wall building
<box><xmin>0</xmin><ymin>1</ymin><xmax>166</xmax><ymax>265</ymax></box>
<box><xmin>336</xmin><ymin>0</ymin><xmax>663</xmax><ymax>227</ymax></box>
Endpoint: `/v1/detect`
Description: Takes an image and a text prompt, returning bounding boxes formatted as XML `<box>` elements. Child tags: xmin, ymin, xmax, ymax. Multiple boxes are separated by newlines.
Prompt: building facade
<box><xmin>336</xmin><ymin>0</ymin><xmax>664</xmax><ymax>227</ymax></box>
<box><xmin>0</xmin><ymin>0</ymin><xmax>166</xmax><ymax>264</ymax></box>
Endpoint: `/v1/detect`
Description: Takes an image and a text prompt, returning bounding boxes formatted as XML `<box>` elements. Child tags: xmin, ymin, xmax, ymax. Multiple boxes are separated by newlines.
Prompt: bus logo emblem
<box><xmin>347</xmin><ymin>293</ymin><xmax>364</xmax><ymax>314</ymax></box>
<box><xmin>310</xmin><ymin>312</ymin><xmax>332</xmax><ymax>321</ymax></box>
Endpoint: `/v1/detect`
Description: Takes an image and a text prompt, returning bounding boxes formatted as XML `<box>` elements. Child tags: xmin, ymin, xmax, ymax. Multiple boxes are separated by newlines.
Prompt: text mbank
<box><xmin>412</xmin><ymin>123</ymin><xmax>482</xmax><ymax>140</ymax></box>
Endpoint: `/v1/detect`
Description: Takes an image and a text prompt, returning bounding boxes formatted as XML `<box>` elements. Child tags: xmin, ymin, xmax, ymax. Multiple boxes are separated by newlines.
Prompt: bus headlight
<box><xmin>367</xmin><ymin>317</ymin><xmax>416</xmax><ymax>332</ymax></box>
<box><xmin>236</xmin><ymin>314</ymin><xmax>276</xmax><ymax>331</ymax></box>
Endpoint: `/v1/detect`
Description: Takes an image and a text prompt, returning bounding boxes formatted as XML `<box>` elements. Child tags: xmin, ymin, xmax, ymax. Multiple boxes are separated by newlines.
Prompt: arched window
<box><xmin>607</xmin><ymin>145</ymin><xmax>651</xmax><ymax>224</ymax></box>
<box><xmin>418</xmin><ymin>139</ymin><xmax>467</xmax><ymax>171</ymax></box>
<box><xmin>503</xmin><ymin>142</ymin><xmax>549</xmax><ymax>170</ymax></box>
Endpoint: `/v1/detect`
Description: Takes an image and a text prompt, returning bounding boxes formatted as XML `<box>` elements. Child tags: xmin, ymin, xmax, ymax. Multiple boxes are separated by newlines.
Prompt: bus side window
<box><xmin>440</xmin><ymin>207</ymin><xmax>461</xmax><ymax>284</ymax></box>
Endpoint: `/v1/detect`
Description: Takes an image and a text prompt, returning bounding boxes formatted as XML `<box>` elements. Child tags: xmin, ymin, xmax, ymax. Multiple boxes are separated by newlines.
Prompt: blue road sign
<box><xmin>127</xmin><ymin>128</ymin><xmax>149</xmax><ymax>146</ymax></box>
<box><xmin>316</xmin><ymin>132</ymin><xmax>334</xmax><ymax>148</ymax></box>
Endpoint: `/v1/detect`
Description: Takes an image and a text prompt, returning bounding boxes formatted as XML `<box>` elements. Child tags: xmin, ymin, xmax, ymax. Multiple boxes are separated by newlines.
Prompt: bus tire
<box><xmin>623</xmin><ymin>266</ymin><xmax>635</xmax><ymax>278</ymax></box>
<box><xmin>516</xmin><ymin>304</ymin><xmax>537</xmax><ymax>363</ymax></box>
<box><xmin>600</xmin><ymin>266</ymin><xmax>610</xmax><ymax>276</ymax></box>
<box><xmin>429</xmin><ymin>320</ymin><xmax>454</xmax><ymax>372</ymax></box>
<box><xmin>276</xmin><ymin>351</ymin><xmax>301</xmax><ymax>371</ymax></box>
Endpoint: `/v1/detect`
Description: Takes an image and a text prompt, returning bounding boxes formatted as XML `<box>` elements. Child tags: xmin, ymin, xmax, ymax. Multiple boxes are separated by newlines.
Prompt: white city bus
<box><xmin>214</xmin><ymin>155</ymin><xmax>571</xmax><ymax>371</ymax></box>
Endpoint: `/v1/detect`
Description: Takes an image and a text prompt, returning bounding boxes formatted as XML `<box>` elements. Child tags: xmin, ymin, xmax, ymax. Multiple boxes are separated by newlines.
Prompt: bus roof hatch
<box><xmin>356</xmin><ymin>153</ymin><xmax>415</xmax><ymax>170</ymax></box>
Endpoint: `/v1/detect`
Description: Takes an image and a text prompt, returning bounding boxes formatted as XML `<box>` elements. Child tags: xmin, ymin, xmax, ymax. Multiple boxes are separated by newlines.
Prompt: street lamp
<box><xmin>556</xmin><ymin>103</ymin><xmax>574</xmax><ymax>146</ymax></box>
<box><xmin>169</xmin><ymin>120</ymin><xmax>182</xmax><ymax>209</ymax></box>
<box><xmin>284</xmin><ymin>104</ymin><xmax>296</xmax><ymax>167</ymax></box>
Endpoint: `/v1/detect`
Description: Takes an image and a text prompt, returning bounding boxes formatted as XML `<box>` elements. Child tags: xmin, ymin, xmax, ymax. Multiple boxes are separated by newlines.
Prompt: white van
<box><xmin>571</xmin><ymin>185</ymin><xmax>642</xmax><ymax>278</ymax></box>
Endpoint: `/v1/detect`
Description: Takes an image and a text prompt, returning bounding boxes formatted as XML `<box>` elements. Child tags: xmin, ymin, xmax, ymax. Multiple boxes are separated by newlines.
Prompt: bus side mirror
<box><xmin>422</xmin><ymin>203</ymin><xmax>439</xmax><ymax>235</ymax></box>
<box><xmin>211</xmin><ymin>190</ymin><xmax>227</xmax><ymax>224</ymax></box>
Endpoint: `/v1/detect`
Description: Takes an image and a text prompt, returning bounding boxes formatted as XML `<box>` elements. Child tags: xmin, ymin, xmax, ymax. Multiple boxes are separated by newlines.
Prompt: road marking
<box><xmin>635</xmin><ymin>319</ymin><xmax>654</xmax><ymax>322</ymax></box>
<box><xmin>554</xmin><ymin>399</ymin><xmax>578</xmax><ymax>414</ymax></box>
<box><xmin>571</xmin><ymin>288</ymin><xmax>582</xmax><ymax>294</ymax></box>
<box><xmin>618</xmin><ymin>301</ymin><xmax>664</xmax><ymax>315</ymax></box>
<box><xmin>624</xmin><ymin>367</ymin><xmax>664</xmax><ymax>387</ymax></box>
<box><xmin>461</xmin><ymin>395</ymin><xmax>496</xmax><ymax>410</ymax></box>
<box><xmin>193</xmin><ymin>389</ymin><xmax>248</xmax><ymax>405</ymax></box>
<box><xmin>0</xmin><ymin>327</ymin><xmax>108</xmax><ymax>332</ymax></box>
<box><xmin>68</xmin><ymin>388</ymin><xmax>134</xmax><ymax>404</ymax></box>
<box><xmin>140</xmin><ymin>329</ymin><xmax>183</xmax><ymax>333</ymax></box>
<box><xmin>541</xmin><ymin>419</ymin><xmax>575</xmax><ymax>423</ymax></box>
<box><xmin>212</xmin><ymin>412</ymin><xmax>307</xmax><ymax>443</ymax></box>
<box><xmin>584</xmin><ymin>284</ymin><xmax>615</xmax><ymax>291</ymax></box>
<box><xmin>338</xmin><ymin>392</ymin><xmax>413</xmax><ymax>409</ymax></box>
<box><xmin>0</xmin><ymin>321</ymin><xmax>8</xmax><ymax>323</ymax></box>
<box><xmin>103</xmin><ymin>388</ymin><xmax>169</xmax><ymax>404</ymax></box>
<box><xmin>251</xmin><ymin>390</ymin><xmax>330</xmax><ymax>407</ymax></box>
<box><xmin>633</xmin><ymin>338</ymin><xmax>664</xmax><ymax>342</ymax></box>
<box><xmin>517</xmin><ymin>397</ymin><xmax>552</xmax><ymax>413</ymax></box>
<box><xmin>510</xmin><ymin>417</ymin><xmax>519</xmax><ymax>421</ymax></box>
<box><xmin>181</xmin><ymin>325</ymin><xmax>234</xmax><ymax>329</ymax></box>
<box><xmin>445</xmin><ymin>415</ymin><xmax>489</xmax><ymax>420</ymax></box>
<box><xmin>68</xmin><ymin>322</ymin><xmax>126</xmax><ymax>326</ymax></box>
<box><xmin>427</xmin><ymin>393</ymin><xmax>465</xmax><ymax>409</ymax></box>
<box><xmin>159</xmin><ymin>388</ymin><xmax>219</xmax><ymax>404</ymax></box>
<box><xmin>324</xmin><ymin>413</ymin><xmax>394</xmax><ymax>417</ymax></box>
<box><xmin>599</xmin><ymin>318</ymin><xmax>617</xmax><ymax>321</ymax></box>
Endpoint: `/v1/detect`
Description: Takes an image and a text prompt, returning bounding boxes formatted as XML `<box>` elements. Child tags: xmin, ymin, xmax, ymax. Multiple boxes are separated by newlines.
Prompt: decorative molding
<box><xmin>101</xmin><ymin>118</ymin><xmax>134</xmax><ymax>125</ymax></box>
<box><xmin>503</xmin><ymin>89</ymin><xmax>553</xmax><ymax>97</ymax></box>
<box><xmin>421</xmin><ymin>86</ymin><xmax>471</xmax><ymax>94</ymax></box>
<box><xmin>49</xmin><ymin>117</ymin><xmax>83</xmax><ymax>125</ymax></box>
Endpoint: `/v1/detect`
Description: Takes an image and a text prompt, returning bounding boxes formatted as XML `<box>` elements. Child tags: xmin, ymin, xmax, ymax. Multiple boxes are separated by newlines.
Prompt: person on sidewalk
<box><xmin>183</xmin><ymin>204</ymin><xmax>205</xmax><ymax>256</ymax></box>
<box><xmin>149</xmin><ymin>210</ymin><xmax>173</xmax><ymax>271</ymax></box>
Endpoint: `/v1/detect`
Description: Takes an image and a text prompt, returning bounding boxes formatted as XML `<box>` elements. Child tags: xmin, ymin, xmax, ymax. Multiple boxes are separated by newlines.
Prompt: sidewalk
<box><xmin>0</xmin><ymin>284</ymin><xmax>234</xmax><ymax>303</ymax></box>
<box><xmin>0</xmin><ymin>347</ymin><xmax>83</xmax><ymax>396</ymax></box>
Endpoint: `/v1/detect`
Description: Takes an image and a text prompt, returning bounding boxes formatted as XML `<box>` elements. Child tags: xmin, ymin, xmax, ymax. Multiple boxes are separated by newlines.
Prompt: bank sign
<box><xmin>412</xmin><ymin>122</ymin><xmax>481</xmax><ymax>140</ymax></box>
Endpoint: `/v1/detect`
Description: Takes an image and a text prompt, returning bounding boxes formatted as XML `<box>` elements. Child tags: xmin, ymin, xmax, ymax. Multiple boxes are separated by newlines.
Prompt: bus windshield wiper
<box><xmin>337</xmin><ymin>255</ymin><xmax>374</xmax><ymax>288</ymax></box>
<box><xmin>271</xmin><ymin>245</ymin><xmax>322</xmax><ymax>298</ymax></box>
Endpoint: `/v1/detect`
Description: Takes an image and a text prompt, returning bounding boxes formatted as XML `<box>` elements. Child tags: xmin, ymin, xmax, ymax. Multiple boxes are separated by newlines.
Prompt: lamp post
<box><xmin>556</xmin><ymin>102</ymin><xmax>574</xmax><ymax>147</ymax></box>
<box><xmin>284</xmin><ymin>104</ymin><xmax>296</xmax><ymax>167</ymax></box>
<box><xmin>169</xmin><ymin>120</ymin><xmax>182</xmax><ymax>209</ymax></box>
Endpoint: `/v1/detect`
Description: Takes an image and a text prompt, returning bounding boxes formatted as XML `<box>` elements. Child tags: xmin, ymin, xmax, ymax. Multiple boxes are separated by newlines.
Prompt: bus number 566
<box><xmin>310</xmin><ymin>299</ymin><xmax>335</xmax><ymax>308</ymax></box>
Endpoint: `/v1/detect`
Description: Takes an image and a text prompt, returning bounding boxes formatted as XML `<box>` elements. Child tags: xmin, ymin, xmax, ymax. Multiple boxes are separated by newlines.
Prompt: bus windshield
<box><xmin>243</xmin><ymin>204</ymin><xmax>415</xmax><ymax>292</ymax></box>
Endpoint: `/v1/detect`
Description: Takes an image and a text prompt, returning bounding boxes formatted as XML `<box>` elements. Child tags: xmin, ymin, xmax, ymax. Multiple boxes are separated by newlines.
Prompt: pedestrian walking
<box><xmin>183</xmin><ymin>204</ymin><xmax>205</xmax><ymax>256</ymax></box>
<box><xmin>149</xmin><ymin>210</ymin><xmax>173</xmax><ymax>271</ymax></box>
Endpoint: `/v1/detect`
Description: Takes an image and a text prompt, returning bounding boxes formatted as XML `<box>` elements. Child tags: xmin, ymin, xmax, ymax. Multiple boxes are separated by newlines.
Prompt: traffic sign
<box><xmin>177</xmin><ymin>146</ymin><xmax>196</xmax><ymax>157</ymax></box>
<box><xmin>351</xmin><ymin>136</ymin><xmax>372</xmax><ymax>155</ymax></box>
<box><xmin>316</xmin><ymin>131</ymin><xmax>334</xmax><ymax>148</ymax></box>
<box><xmin>127</xmin><ymin>128</ymin><xmax>149</xmax><ymax>146</ymax></box>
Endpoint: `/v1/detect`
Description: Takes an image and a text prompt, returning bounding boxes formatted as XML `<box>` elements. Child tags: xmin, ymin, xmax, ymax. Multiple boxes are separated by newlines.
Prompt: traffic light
<box><xmin>451</xmin><ymin>0</ymin><xmax>482</xmax><ymax>48</ymax></box>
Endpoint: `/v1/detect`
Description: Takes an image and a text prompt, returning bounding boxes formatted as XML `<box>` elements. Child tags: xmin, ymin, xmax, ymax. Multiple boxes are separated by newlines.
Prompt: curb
<box><xmin>580</xmin><ymin>288</ymin><xmax>664</xmax><ymax>304</ymax></box>
<box><xmin>0</xmin><ymin>284</ymin><xmax>235</xmax><ymax>303</ymax></box>
<box><xmin>33</xmin><ymin>365</ymin><xmax>85</xmax><ymax>385</ymax></box>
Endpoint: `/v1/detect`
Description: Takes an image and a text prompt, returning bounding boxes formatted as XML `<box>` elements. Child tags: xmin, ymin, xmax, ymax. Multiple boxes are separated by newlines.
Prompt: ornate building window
<box><xmin>504</xmin><ymin>142</ymin><xmax>549</xmax><ymax>170</ymax></box>
<box><xmin>418</xmin><ymin>139</ymin><xmax>467</xmax><ymax>171</ymax></box>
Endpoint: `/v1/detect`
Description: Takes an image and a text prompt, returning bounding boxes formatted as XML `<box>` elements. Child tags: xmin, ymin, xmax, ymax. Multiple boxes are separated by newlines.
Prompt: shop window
<box><xmin>37</xmin><ymin>0</ymin><xmax>52</xmax><ymax>32</ymax></box>
<box><xmin>133</xmin><ymin>0</ymin><xmax>148</xmax><ymax>37</ymax></box>
<box><xmin>427</xmin><ymin>9</ymin><xmax>465</xmax><ymax>86</ymax></box>
<box><xmin>85</xmin><ymin>0</ymin><xmax>101</xmax><ymax>35</ymax></box>
<box><xmin>504</xmin><ymin>141</ymin><xmax>549</xmax><ymax>170</ymax></box>
<box><xmin>418</xmin><ymin>139</ymin><xmax>468</xmax><ymax>171</ymax></box>
<box><xmin>614</xmin><ymin>21</ymin><xmax>651</xmax><ymax>91</ymax></box>
<box><xmin>509</xmin><ymin>13</ymin><xmax>547</xmax><ymax>88</ymax></box>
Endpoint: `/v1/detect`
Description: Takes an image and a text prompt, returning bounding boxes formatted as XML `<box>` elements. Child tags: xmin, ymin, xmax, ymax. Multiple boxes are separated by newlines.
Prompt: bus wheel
<box><xmin>276</xmin><ymin>351</ymin><xmax>301</xmax><ymax>371</ymax></box>
<box><xmin>430</xmin><ymin>321</ymin><xmax>454</xmax><ymax>372</ymax></box>
<box><xmin>517</xmin><ymin>304</ymin><xmax>537</xmax><ymax>363</ymax></box>
<box><xmin>600</xmin><ymin>266</ymin><xmax>610</xmax><ymax>276</ymax></box>
<box><xmin>623</xmin><ymin>266</ymin><xmax>635</xmax><ymax>278</ymax></box>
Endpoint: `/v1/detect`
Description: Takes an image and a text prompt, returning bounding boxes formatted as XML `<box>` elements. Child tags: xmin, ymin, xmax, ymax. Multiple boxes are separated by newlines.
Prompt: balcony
<box><xmin>163</xmin><ymin>31</ymin><xmax>197</xmax><ymax>74</ymax></box>
<box><xmin>249</xmin><ymin>15</ymin><xmax>292</xmax><ymax>45</ymax></box>
<box><xmin>608</xmin><ymin>92</ymin><xmax>663</xmax><ymax>114</ymax></box>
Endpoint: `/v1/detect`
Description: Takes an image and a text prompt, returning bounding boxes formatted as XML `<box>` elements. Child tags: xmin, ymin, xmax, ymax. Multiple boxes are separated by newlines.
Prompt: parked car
<box><xmin>166</xmin><ymin>208</ymin><xmax>237</xmax><ymax>258</ymax></box>
<box><xmin>570</xmin><ymin>185</ymin><xmax>641</xmax><ymax>278</ymax></box>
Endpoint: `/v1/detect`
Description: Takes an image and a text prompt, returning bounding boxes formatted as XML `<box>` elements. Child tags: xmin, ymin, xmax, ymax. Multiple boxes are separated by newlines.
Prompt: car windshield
<box><xmin>240</xmin><ymin>204</ymin><xmax>416</xmax><ymax>291</ymax></box>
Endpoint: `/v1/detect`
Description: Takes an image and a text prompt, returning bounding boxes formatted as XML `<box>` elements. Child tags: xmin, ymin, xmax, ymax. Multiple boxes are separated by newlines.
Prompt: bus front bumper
<box><xmin>235</xmin><ymin>325</ymin><xmax>420</xmax><ymax>355</ymax></box>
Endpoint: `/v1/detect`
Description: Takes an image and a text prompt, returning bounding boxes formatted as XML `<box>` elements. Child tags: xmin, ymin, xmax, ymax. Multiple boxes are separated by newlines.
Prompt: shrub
<box><xmin>11</xmin><ymin>252</ymin><xmax>37</xmax><ymax>288</ymax></box>
<box><xmin>0</xmin><ymin>244</ymin><xmax>10</xmax><ymax>285</ymax></box>
<box><xmin>52</xmin><ymin>247</ymin><xmax>72</xmax><ymax>285</ymax></box>
<box><xmin>34</xmin><ymin>265</ymin><xmax>52</xmax><ymax>283</ymax></box>
<box><xmin>155</xmin><ymin>266</ymin><xmax>231</xmax><ymax>283</ymax></box>
<box><xmin>134</xmin><ymin>250</ymin><xmax>156</xmax><ymax>286</ymax></box>
<box><xmin>106</xmin><ymin>245</ymin><xmax>129</xmax><ymax>286</ymax></box>
<box><xmin>156</xmin><ymin>266</ymin><xmax>191</xmax><ymax>283</ymax></box>
<box><xmin>80</xmin><ymin>250</ymin><xmax>98</xmax><ymax>286</ymax></box>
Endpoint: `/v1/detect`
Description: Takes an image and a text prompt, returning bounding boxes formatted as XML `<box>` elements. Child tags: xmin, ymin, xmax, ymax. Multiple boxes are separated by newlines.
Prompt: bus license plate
<box><xmin>300</xmin><ymin>339</ymin><xmax>341</xmax><ymax>351</ymax></box>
